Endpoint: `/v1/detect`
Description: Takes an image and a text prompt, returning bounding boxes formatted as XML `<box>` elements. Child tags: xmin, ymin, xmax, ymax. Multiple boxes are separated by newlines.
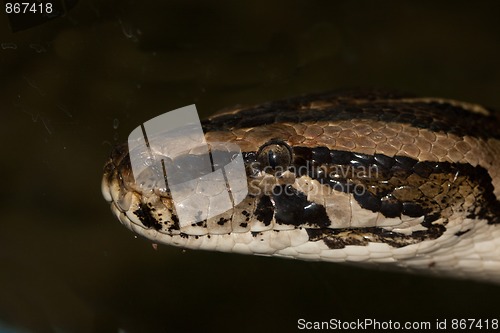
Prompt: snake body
<box><xmin>102</xmin><ymin>90</ymin><xmax>500</xmax><ymax>283</ymax></box>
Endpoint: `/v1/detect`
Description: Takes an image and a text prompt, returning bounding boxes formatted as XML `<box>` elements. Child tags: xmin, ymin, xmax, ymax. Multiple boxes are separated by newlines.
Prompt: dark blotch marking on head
<box><xmin>311</xmin><ymin>147</ymin><xmax>331</xmax><ymax>164</ymax></box>
<box><xmin>307</xmin><ymin>222</ymin><xmax>446</xmax><ymax>250</ymax></box>
<box><xmin>412</xmin><ymin>162</ymin><xmax>434</xmax><ymax>178</ymax></box>
<box><xmin>168</xmin><ymin>210</ymin><xmax>180</xmax><ymax>232</ymax></box>
<box><xmin>192</xmin><ymin>221</ymin><xmax>206</xmax><ymax>227</ymax></box>
<box><xmin>374</xmin><ymin>154</ymin><xmax>395</xmax><ymax>169</ymax></box>
<box><xmin>455</xmin><ymin>229</ymin><xmax>471</xmax><ymax>237</ymax></box>
<box><xmin>402</xmin><ymin>202</ymin><xmax>427</xmax><ymax>217</ymax></box>
<box><xmin>422</xmin><ymin>213</ymin><xmax>440</xmax><ymax>228</ymax></box>
<box><xmin>217</xmin><ymin>218</ymin><xmax>227</xmax><ymax>226</ymax></box>
<box><xmin>353</xmin><ymin>191</ymin><xmax>381</xmax><ymax>212</ymax></box>
<box><xmin>255</xmin><ymin>196</ymin><xmax>274</xmax><ymax>226</ymax></box>
<box><xmin>134</xmin><ymin>203</ymin><xmax>162</xmax><ymax>231</ymax></box>
<box><xmin>380</xmin><ymin>196</ymin><xmax>403</xmax><ymax>218</ymax></box>
<box><xmin>330</xmin><ymin>150</ymin><xmax>352</xmax><ymax>164</ymax></box>
<box><xmin>394</xmin><ymin>155</ymin><xmax>417</xmax><ymax>170</ymax></box>
<box><xmin>272</xmin><ymin>185</ymin><xmax>330</xmax><ymax>228</ymax></box>
<box><xmin>352</xmin><ymin>152</ymin><xmax>375</xmax><ymax>165</ymax></box>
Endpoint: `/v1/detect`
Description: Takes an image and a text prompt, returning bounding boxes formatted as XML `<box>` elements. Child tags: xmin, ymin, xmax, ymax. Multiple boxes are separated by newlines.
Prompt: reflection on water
<box><xmin>1</xmin><ymin>0</ymin><xmax>500</xmax><ymax>332</ymax></box>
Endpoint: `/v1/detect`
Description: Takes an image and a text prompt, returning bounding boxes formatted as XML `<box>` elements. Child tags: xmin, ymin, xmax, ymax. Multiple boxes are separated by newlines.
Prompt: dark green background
<box><xmin>1</xmin><ymin>1</ymin><xmax>500</xmax><ymax>332</ymax></box>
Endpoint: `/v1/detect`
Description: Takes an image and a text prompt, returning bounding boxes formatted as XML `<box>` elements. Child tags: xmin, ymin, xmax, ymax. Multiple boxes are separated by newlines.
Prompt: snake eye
<box><xmin>257</xmin><ymin>140</ymin><xmax>292</xmax><ymax>174</ymax></box>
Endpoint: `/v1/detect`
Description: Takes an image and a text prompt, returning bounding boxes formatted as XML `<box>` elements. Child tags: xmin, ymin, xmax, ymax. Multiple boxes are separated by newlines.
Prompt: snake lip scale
<box><xmin>102</xmin><ymin>89</ymin><xmax>500</xmax><ymax>283</ymax></box>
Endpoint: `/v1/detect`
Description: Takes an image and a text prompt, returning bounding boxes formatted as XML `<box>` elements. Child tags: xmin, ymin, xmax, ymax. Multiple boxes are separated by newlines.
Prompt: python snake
<box><xmin>102</xmin><ymin>89</ymin><xmax>500</xmax><ymax>283</ymax></box>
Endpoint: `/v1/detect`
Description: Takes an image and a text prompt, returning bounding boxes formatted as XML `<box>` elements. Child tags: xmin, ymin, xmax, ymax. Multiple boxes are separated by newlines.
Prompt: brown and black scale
<box><xmin>209</xmin><ymin>89</ymin><xmax>500</xmax><ymax>250</ymax></box>
<box><xmin>242</xmin><ymin>147</ymin><xmax>500</xmax><ymax>249</ymax></box>
<box><xmin>201</xmin><ymin>89</ymin><xmax>500</xmax><ymax>139</ymax></box>
<box><xmin>112</xmin><ymin>89</ymin><xmax>500</xmax><ymax>250</ymax></box>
